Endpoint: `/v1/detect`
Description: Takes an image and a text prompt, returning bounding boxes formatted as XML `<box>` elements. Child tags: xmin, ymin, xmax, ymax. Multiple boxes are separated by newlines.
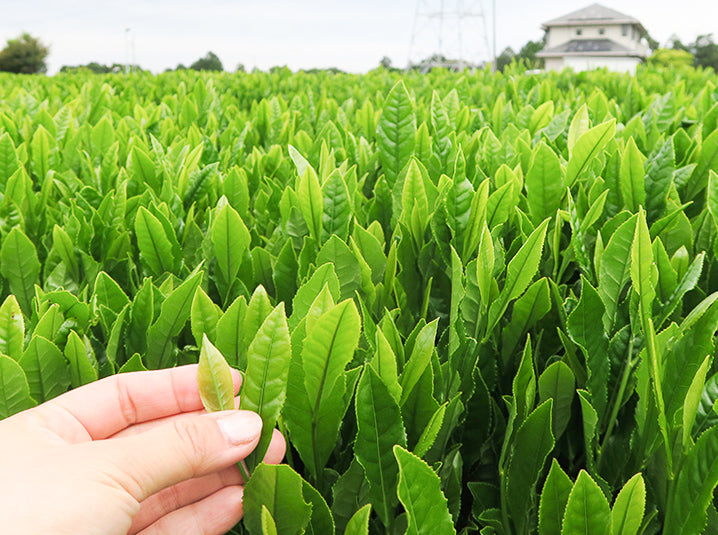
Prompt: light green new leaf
<box><xmin>134</xmin><ymin>206</ymin><xmax>176</xmax><ymax>276</ymax></box>
<box><xmin>19</xmin><ymin>335</ymin><xmax>70</xmax><ymax>402</ymax></box>
<box><xmin>507</xmin><ymin>399</ymin><xmax>555</xmax><ymax>534</ymax></box>
<box><xmin>302</xmin><ymin>479</ymin><xmax>335</xmax><ymax>535</ymax></box>
<box><xmin>0</xmin><ymin>354</ymin><xmax>35</xmax><ymax>418</ymax></box>
<box><xmin>611</xmin><ymin>473</ymin><xmax>645</xmax><ymax>535</ymax></box>
<box><xmin>371</xmin><ymin>329</ymin><xmax>402</xmax><ymax>404</ymax></box>
<box><xmin>243</xmin><ymin>463</ymin><xmax>312</xmax><ymax>535</ymax></box>
<box><xmin>355</xmin><ymin>365</ymin><xmax>407</xmax><ymax>528</ymax></box>
<box><xmin>631</xmin><ymin>208</ymin><xmax>655</xmax><ymax>316</ymax></box>
<box><xmin>538</xmin><ymin>459</ymin><xmax>573</xmax><ymax>535</ymax></box>
<box><xmin>289</xmin><ymin>263</ymin><xmax>340</xmax><ymax>330</ymax></box>
<box><xmin>684</xmin><ymin>128</ymin><xmax>718</xmax><ymax>201</ymax></box>
<box><xmin>240</xmin><ymin>303</ymin><xmax>292</xmax><ymax>470</ymax></box>
<box><xmin>619</xmin><ymin>137</ymin><xmax>646</xmax><ymax>212</ymax></box>
<box><xmin>0</xmin><ymin>295</ymin><xmax>24</xmax><ymax>361</ymax></box>
<box><xmin>211</xmin><ymin>201</ymin><xmax>250</xmax><ymax>287</ymax></box>
<box><xmin>261</xmin><ymin>505</ymin><xmax>278</xmax><ymax>535</ymax></box>
<box><xmin>213</xmin><ymin>297</ymin><xmax>248</xmax><ymax>368</ymax></box>
<box><xmin>322</xmin><ymin>169</ymin><xmax>352</xmax><ymax>241</ymax></box>
<box><xmin>190</xmin><ymin>287</ymin><xmax>222</xmax><ymax>346</ymax></box>
<box><xmin>64</xmin><ymin>331</ymin><xmax>97</xmax><ymax>388</ymax></box>
<box><xmin>197</xmin><ymin>334</ymin><xmax>235</xmax><ymax>412</ymax></box>
<box><xmin>376</xmin><ymin>80</ymin><xmax>416</xmax><ymax>188</ymax></box>
<box><xmin>302</xmin><ymin>299</ymin><xmax>360</xmax><ymax>414</ymax></box>
<box><xmin>708</xmin><ymin>170</ymin><xmax>718</xmax><ymax>228</ymax></box>
<box><xmin>683</xmin><ymin>356</ymin><xmax>712</xmax><ymax>447</ymax></box>
<box><xmin>561</xmin><ymin>470</ymin><xmax>611</xmax><ymax>535</ymax></box>
<box><xmin>401</xmin><ymin>159</ymin><xmax>428</xmax><ymax>228</ymax></box>
<box><xmin>565</xmin><ymin>119</ymin><xmax>616</xmax><ymax>187</ymax></box>
<box><xmin>0</xmin><ymin>227</ymin><xmax>41</xmax><ymax>316</ymax></box>
<box><xmin>568</xmin><ymin>104</ymin><xmax>590</xmax><ymax>153</ymax></box>
<box><xmin>413</xmin><ymin>401</ymin><xmax>447</xmax><ymax>458</ymax></box>
<box><xmin>394</xmin><ymin>445</ymin><xmax>456</xmax><ymax>535</ymax></box>
<box><xmin>526</xmin><ymin>141</ymin><xmax>564</xmax><ymax>224</ymax></box>
<box><xmin>297</xmin><ymin>164</ymin><xmax>323</xmax><ymax>243</ymax></box>
<box><xmin>399</xmin><ymin>319</ymin><xmax>438</xmax><ymax>407</ymax></box>
<box><xmin>344</xmin><ymin>504</ymin><xmax>372</xmax><ymax>535</ymax></box>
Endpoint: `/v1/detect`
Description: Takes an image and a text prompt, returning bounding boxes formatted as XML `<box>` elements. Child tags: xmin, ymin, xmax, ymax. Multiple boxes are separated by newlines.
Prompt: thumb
<box><xmin>93</xmin><ymin>411</ymin><xmax>262</xmax><ymax>501</ymax></box>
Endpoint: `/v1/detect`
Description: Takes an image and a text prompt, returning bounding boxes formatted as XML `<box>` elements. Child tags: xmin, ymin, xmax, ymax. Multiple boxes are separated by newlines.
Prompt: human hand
<box><xmin>0</xmin><ymin>364</ymin><xmax>285</xmax><ymax>535</ymax></box>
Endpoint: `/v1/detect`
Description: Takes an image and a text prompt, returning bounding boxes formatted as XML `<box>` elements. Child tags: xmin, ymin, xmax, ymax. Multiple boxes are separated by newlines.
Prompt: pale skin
<box><xmin>0</xmin><ymin>364</ymin><xmax>286</xmax><ymax>535</ymax></box>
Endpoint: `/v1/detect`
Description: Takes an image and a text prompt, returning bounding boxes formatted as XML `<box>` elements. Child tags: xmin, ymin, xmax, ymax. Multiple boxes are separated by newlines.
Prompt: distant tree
<box><xmin>693</xmin><ymin>34</ymin><xmax>718</xmax><ymax>71</ymax></box>
<box><xmin>515</xmin><ymin>40</ymin><xmax>545</xmax><ymax>69</ymax></box>
<box><xmin>0</xmin><ymin>33</ymin><xmax>49</xmax><ymax>74</ymax></box>
<box><xmin>380</xmin><ymin>56</ymin><xmax>393</xmax><ymax>69</ymax></box>
<box><xmin>236</xmin><ymin>63</ymin><xmax>246</xmax><ymax>73</ymax></box>
<box><xmin>648</xmin><ymin>48</ymin><xmax>694</xmax><ymax>69</ymax></box>
<box><xmin>60</xmin><ymin>62</ymin><xmax>131</xmax><ymax>74</ymax></box>
<box><xmin>190</xmin><ymin>51</ymin><xmax>223</xmax><ymax>72</ymax></box>
<box><xmin>495</xmin><ymin>47</ymin><xmax>515</xmax><ymax>72</ymax></box>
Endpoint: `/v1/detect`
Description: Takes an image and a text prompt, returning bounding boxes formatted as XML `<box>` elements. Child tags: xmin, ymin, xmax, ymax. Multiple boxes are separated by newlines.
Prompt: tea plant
<box><xmin>0</xmin><ymin>64</ymin><xmax>717</xmax><ymax>534</ymax></box>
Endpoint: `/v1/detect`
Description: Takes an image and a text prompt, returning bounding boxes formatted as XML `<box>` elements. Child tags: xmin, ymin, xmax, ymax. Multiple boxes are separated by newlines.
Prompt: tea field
<box><xmin>1</xmin><ymin>65</ymin><xmax>718</xmax><ymax>534</ymax></box>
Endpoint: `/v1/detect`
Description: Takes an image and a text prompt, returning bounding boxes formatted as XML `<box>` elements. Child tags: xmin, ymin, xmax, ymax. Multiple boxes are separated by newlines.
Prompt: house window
<box><xmin>576</xmin><ymin>29</ymin><xmax>582</xmax><ymax>36</ymax></box>
<box><xmin>622</xmin><ymin>24</ymin><xmax>628</xmax><ymax>36</ymax></box>
<box><xmin>599</xmin><ymin>28</ymin><xmax>605</xmax><ymax>35</ymax></box>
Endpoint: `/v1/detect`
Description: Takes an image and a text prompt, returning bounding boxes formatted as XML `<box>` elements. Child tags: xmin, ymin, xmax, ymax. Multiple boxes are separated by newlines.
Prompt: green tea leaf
<box><xmin>526</xmin><ymin>141</ymin><xmax>563</xmax><ymax>224</ymax></box>
<box><xmin>377</xmin><ymin>80</ymin><xmax>416</xmax><ymax>188</ymax></box>
<box><xmin>610</xmin><ymin>473</ymin><xmax>645</xmax><ymax>535</ymax></box>
<box><xmin>538</xmin><ymin>361</ymin><xmax>575</xmax><ymax>440</ymax></box>
<box><xmin>134</xmin><ymin>206</ymin><xmax>176</xmax><ymax>277</ymax></box>
<box><xmin>561</xmin><ymin>470</ymin><xmax>611</xmax><ymax>535</ymax></box>
<box><xmin>211</xmin><ymin>201</ymin><xmax>250</xmax><ymax>289</ymax></box>
<box><xmin>19</xmin><ymin>335</ymin><xmax>70</xmax><ymax>402</ymax></box>
<box><xmin>0</xmin><ymin>295</ymin><xmax>24</xmax><ymax>361</ymax></box>
<box><xmin>394</xmin><ymin>445</ymin><xmax>456</xmax><ymax>535</ymax></box>
<box><xmin>355</xmin><ymin>365</ymin><xmax>407</xmax><ymax>528</ymax></box>
<box><xmin>538</xmin><ymin>459</ymin><xmax>573</xmax><ymax>535</ymax></box>
<box><xmin>0</xmin><ymin>354</ymin><xmax>35</xmax><ymax>418</ymax></box>
<box><xmin>344</xmin><ymin>504</ymin><xmax>372</xmax><ymax>535</ymax></box>
<box><xmin>240</xmin><ymin>303</ymin><xmax>292</xmax><ymax>470</ymax></box>
<box><xmin>243</xmin><ymin>463</ymin><xmax>312</xmax><ymax>535</ymax></box>
<box><xmin>0</xmin><ymin>227</ymin><xmax>41</xmax><ymax>316</ymax></box>
<box><xmin>566</xmin><ymin>119</ymin><xmax>616</xmax><ymax>187</ymax></box>
<box><xmin>64</xmin><ymin>331</ymin><xmax>97</xmax><ymax>388</ymax></box>
<box><xmin>197</xmin><ymin>334</ymin><xmax>235</xmax><ymax>412</ymax></box>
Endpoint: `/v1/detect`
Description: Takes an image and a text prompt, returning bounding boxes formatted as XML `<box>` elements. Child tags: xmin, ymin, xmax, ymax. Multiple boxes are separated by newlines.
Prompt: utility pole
<box><xmin>409</xmin><ymin>0</ymin><xmax>491</xmax><ymax>72</ymax></box>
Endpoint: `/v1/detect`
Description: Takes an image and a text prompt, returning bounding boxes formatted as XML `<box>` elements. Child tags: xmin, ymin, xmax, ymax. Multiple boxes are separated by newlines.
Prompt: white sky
<box><xmin>0</xmin><ymin>0</ymin><xmax>716</xmax><ymax>74</ymax></box>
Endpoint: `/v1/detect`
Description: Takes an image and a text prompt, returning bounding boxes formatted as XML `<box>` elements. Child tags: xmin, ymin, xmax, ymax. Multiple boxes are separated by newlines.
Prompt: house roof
<box><xmin>537</xmin><ymin>38</ymin><xmax>647</xmax><ymax>58</ymax></box>
<box><xmin>542</xmin><ymin>3</ymin><xmax>643</xmax><ymax>29</ymax></box>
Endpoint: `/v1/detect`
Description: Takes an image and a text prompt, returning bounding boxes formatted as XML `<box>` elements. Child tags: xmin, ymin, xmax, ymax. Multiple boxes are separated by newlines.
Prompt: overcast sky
<box><xmin>1</xmin><ymin>0</ymin><xmax>716</xmax><ymax>74</ymax></box>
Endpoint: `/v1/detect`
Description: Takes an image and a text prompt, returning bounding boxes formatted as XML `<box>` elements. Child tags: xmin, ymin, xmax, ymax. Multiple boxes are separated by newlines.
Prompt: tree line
<box><xmin>1</xmin><ymin>31</ymin><xmax>717</xmax><ymax>75</ymax></box>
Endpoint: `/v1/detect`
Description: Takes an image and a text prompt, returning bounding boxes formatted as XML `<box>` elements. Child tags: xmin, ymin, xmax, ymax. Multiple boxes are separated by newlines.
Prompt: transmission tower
<box><xmin>408</xmin><ymin>0</ymin><xmax>492</xmax><ymax>72</ymax></box>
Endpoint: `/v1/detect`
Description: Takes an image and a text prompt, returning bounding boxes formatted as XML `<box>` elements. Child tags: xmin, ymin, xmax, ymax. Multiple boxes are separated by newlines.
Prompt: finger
<box><xmin>264</xmin><ymin>428</ymin><xmax>287</xmax><ymax>465</ymax></box>
<box><xmin>95</xmin><ymin>410</ymin><xmax>262</xmax><ymax>501</ymax></box>
<box><xmin>136</xmin><ymin>486</ymin><xmax>244</xmax><ymax>535</ymax></box>
<box><xmin>129</xmin><ymin>465</ymin><xmax>242</xmax><ymax>533</ymax></box>
<box><xmin>25</xmin><ymin>365</ymin><xmax>242</xmax><ymax>441</ymax></box>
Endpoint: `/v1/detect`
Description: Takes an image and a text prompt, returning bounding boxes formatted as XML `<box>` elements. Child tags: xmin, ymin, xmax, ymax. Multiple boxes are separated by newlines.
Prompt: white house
<box><xmin>537</xmin><ymin>3</ymin><xmax>650</xmax><ymax>73</ymax></box>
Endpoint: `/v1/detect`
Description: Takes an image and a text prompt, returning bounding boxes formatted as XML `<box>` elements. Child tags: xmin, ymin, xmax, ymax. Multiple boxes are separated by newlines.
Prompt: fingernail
<box><xmin>217</xmin><ymin>412</ymin><xmax>263</xmax><ymax>446</ymax></box>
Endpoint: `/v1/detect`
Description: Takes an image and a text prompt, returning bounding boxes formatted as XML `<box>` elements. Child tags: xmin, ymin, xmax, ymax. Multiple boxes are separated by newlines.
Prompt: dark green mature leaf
<box><xmin>694</xmin><ymin>372</ymin><xmax>718</xmax><ymax>436</ymax></box>
<box><xmin>486</xmin><ymin>218</ymin><xmax>549</xmax><ymax>338</ymax></box>
<box><xmin>0</xmin><ymin>227</ymin><xmax>41</xmax><ymax>316</ymax></box>
<box><xmin>561</xmin><ymin>471</ymin><xmax>611</xmax><ymax>534</ymax></box>
<box><xmin>538</xmin><ymin>361</ymin><xmax>575</xmax><ymax>440</ymax></box>
<box><xmin>568</xmin><ymin>276</ymin><xmax>609</xmax><ymax>420</ymax></box>
<box><xmin>507</xmin><ymin>399</ymin><xmax>555</xmax><ymax>534</ymax></box>
<box><xmin>598</xmin><ymin>214</ymin><xmax>638</xmax><ymax>333</ymax></box>
<box><xmin>243</xmin><ymin>463</ymin><xmax>312</xmax><ymax>535</ymax></box>
<box><xmin>241</xmin><ymin>303</ymin><xmax>292</xmax><ymax>470</ymax></box>
<box><xmin>394</xmin><ymin>445</ymin><xmax>456</xmax><ymax>535</ymax></box>
<box><xmin>538</xmin><ymin>459</ymin><xmax>573</xmax><ymax>535</ymax></box>
<box><xmin>355</xmin><ymin>365</ymin><xmax>407</xmax><ymax>528</ymax></box>
<box><xmin>0</xmin><ymin>354</ymin><xmax>35</xmax><ymax>418</ymax></box>
<box><xmin>214</xmin><ymin>295</ymin><xmax>247</xmax><ymax>369</ymax></box>
<box><xmin>0</xmin><ymin>295</ymin><xmax>24</xmax><ymax>361</ymax></box>
<box><xmin>501</xmin><ymin>277</ymin><xmax>551</xmax><ymax>360</ymax></box>
<box><xmin>665</xmin><ymin>425</ymin><xmax>718</xmax><ymax>535</ymax></box>
<box><xmin>315</xmin><ymin>236</ymin><xmax>362</xmax><ymax>300</ymax></box>
<box><xmin>376</xmin><ymin>80</ymin><xmax>416</xmax><ymax>188</ymax></box>
<box><xmin>322</xmin><ymin>169</ymin><xmax>352</xmax><ymax>242</ymax></box>
<box><xmin>611</xmin><ymin>473</ymin><xmax>645</xmax><ymax>535</ymax></box>
<box><xmin>145</xmin><ymin>269</ymin><xmax>203</xmax><ymax>369</ymax></box>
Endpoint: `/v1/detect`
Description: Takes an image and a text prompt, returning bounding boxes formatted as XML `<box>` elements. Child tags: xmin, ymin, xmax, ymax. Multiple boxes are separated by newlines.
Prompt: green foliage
<box><xmin>0</xmin><ymin>33</ymin><xmax>48</xmax><ymax>74</ymax></box>
<box><xmin>0</xmin><ymin>65</ymin><xmax>717</xmax><ymax>534</ymax></box>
